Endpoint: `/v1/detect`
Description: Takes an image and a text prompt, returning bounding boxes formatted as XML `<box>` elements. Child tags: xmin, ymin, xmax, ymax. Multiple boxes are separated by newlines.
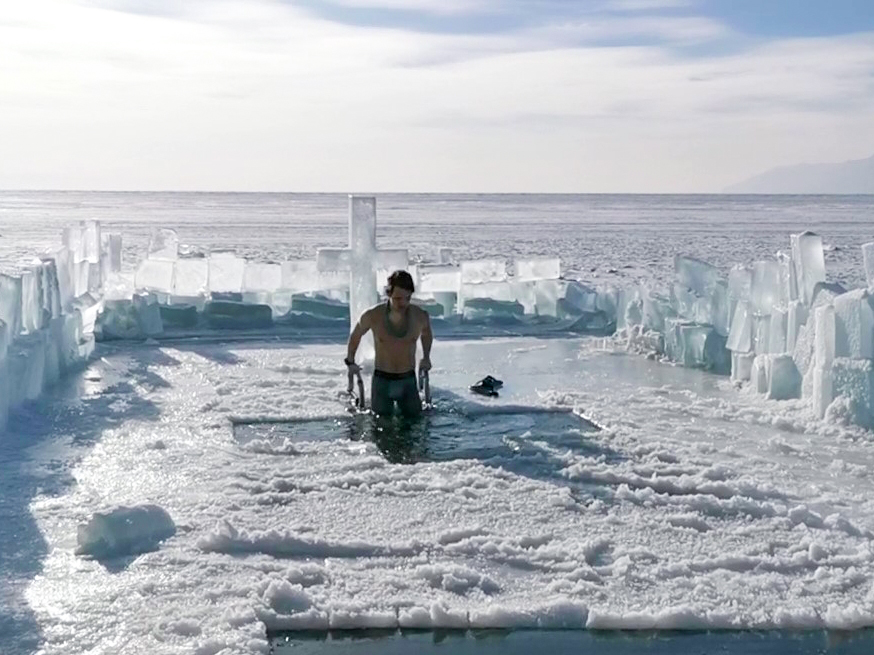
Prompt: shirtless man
<box><xmin>345</xmin><ymin>270</ymin><xmax>432</xmax><ymax>419</ymax></box>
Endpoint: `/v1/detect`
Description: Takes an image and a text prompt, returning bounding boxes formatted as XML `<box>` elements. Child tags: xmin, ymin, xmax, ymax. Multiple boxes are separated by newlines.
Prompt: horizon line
<box><xmin>2</xmin><ymin>189</ymin><xmax>873</xmax><ymax>197</ymax></box>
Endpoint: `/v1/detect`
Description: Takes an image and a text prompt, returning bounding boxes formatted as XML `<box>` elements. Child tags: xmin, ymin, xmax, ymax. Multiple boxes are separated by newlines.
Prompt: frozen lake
<box><xmin>1</xmin><ymin>191</ymin><xmax>872</xmax><ymax>289</ymax></box>
<box><xmin>4</xmin><ymin>333</ymin><xmax>874</xmax><ymax>653</ymax></box>
<box><xmin>3</xmin><ymin>191</ymin><xmax>874</xmax><ymax>652</ymax></box>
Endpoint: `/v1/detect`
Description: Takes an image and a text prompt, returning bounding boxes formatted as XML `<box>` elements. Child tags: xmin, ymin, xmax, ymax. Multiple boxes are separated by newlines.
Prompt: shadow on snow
<box><xmin>0</xmin><ymin>347</ymin><xmax>170</xmax><ymax>655</ymax></box>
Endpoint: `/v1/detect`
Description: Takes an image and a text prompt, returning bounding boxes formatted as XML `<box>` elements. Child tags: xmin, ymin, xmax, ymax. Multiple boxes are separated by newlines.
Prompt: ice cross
<box><xmin>316</xmin><ymin>196</ymin><xmax>408</xmax><ymax>354</ymax></box>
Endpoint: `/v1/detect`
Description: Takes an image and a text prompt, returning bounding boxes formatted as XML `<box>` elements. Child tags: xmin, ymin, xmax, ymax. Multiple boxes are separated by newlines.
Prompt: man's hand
<box><xmin>419</xmin><ymin>357</ymin><xmax>432</xmax><ymax>372</ymax></box>
<box><xmin>345</xmin><ymin>359</ymin><xmax>361</xmax><ymax>375</ymax></box>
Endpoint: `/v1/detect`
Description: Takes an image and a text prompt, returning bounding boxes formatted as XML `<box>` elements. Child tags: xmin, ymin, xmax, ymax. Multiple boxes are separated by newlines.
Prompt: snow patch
<box><xmin>197</xmin><ymin>520</ymin><xmax>422</xmax><ymax>559</ymax></box>
<box><xmin>76</xmin><ymin>504</ymin><xmax>176</xmax><ymax>560</ymax></box>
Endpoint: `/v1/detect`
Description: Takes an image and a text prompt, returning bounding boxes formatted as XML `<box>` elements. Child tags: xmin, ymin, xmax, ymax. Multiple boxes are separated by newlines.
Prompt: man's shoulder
<box><xmin>364</xmin><ymin>303</ymin><xmax>385</xmax><ymax>315</ymax></box>
<box><xmin>410</xmin><ymin>304</ymin><xmax>431</xmax><ymax>321</ymax></box>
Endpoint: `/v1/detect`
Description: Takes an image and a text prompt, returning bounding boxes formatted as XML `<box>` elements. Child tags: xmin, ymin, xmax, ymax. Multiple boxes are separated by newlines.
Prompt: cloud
<box><xmin>305</xmin><ymin>0</ymin><xmax>501</xmax><ymax>15</ymax></box>
<box><xmin>528</xmin><ymin>14</ymin><xmax>732</xmax><ymax>48</ymax></box>
<box><xmin>0</xmin><ymin>0</ymin><xmax>872</xmax><ymax>191</ymax></box>
<box><xmin>606</xmin><ymin>0</ymin><xmax>697</xmax><ymax>11</ymax></box>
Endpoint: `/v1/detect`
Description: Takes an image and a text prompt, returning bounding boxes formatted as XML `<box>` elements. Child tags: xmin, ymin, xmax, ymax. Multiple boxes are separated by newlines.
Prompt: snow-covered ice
<box><xmin>4</xmin><ymin>335</ymin><xmax>874</xmax><ymax>654</ymax></box>
<box><xmin>4</xmin><ymin>192</ymin><xmax>874</xmax><ymax>653</ymax></box>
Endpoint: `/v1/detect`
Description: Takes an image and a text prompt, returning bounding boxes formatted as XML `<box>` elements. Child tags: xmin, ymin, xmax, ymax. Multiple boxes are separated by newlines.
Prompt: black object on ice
<box><xmin>480</xmin><ymin>375</ymin><xmax>503</xmax><ymax>389</ymax></box>
<box><xmin>470</xmin><ymin>375</ymin><xmax>503</xmax><ymax>397</ymax></box>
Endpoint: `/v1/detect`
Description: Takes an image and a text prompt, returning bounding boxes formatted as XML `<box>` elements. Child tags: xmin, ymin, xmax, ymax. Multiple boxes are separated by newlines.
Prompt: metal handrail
<box><xmin>347</xmin><ymin>367</ymin><xmax>366</xmax><ymax>410</ymax></box>
<box><xmin>418</xmin><ymin>369</ymin><xmax>431</xmax><ymax>407</ymax></box>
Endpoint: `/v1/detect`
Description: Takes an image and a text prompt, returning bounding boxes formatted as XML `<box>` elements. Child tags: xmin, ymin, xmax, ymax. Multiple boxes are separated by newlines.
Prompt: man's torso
<box><xmin>370</xmin><ymin>303</ymin><xmax>424</xmax><ymax>374</ymax></box>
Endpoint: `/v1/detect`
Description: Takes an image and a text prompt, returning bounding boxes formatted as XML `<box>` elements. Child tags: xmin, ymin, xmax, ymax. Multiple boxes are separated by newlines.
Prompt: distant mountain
<box><xmin>725</xmin><ymin>154</ymin><xmax>874</xmax><ymax>194</ymax></box>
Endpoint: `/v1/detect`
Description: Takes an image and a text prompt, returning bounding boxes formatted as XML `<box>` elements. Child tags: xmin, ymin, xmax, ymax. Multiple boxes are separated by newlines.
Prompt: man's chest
<box><xmin>373</xmin><ymin>322</ymin><xmax>420</xmax><ymax>345</ymax></box>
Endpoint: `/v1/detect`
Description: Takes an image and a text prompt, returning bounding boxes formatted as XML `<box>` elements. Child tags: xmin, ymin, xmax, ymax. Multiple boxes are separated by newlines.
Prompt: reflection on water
<box><xmin>361</xmin><ymin>413</ymin><xmax>428</xmax><ymax>464</ymax></box>
<box><xmin>233</xmin><ymin>407</ymin><xmax>601</xmax><ymax>466</ymax></box>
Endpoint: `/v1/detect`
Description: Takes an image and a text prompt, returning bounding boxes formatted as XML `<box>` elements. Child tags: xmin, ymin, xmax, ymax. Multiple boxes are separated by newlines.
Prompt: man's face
<box><xmin>389</xmin><ymin>287</ymin><xmax>412</xmax><ymax>311</ymax></box>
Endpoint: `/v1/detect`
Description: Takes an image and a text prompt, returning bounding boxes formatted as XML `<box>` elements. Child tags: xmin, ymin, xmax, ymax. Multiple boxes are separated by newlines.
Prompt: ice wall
<box><xmin>610</xmin><ymin>229</ymin><xmax>874</xmax><ymax>429</ymax></box>
<box><xmin>686</xmin><ymin>231</ymin><xmax>874</xmax><ymax>428</ymax></box>
<box><xmin>128</xmin><ymin>200</ymin><xmax>615</xmax><ymax>334</ymax></box>
<box><xmin>1</xmin><ymin>221</ymin><xmax>121</xmax><ymax>433</ymax></box>
<box><xmin>618</xmin><ymin>256</ymin><xmax>730</xmax><ymax>374</ymax></box>
<box><xmin>122</xmin><ymin>199</ymin><xmax>874</xmax><ymax>431</ymax></box>
<box><xmin>131</xmin><ymin>246</ymin><xmax>600</xmax><ymax>329</ymax></box>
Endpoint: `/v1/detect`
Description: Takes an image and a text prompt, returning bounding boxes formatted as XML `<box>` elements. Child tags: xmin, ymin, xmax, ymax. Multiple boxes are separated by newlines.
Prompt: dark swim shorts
<box><xmin>370</xmin><ymin>369</ymin><xmax>422</xmax><ymax>419</ymax></box>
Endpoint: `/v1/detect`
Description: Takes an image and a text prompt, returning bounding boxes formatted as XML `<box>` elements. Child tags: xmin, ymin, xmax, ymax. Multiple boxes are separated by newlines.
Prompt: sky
<box><xmin>0</xmin><ymin>0</ymin><xmax>873</xmax><ymax>193</ymax></box>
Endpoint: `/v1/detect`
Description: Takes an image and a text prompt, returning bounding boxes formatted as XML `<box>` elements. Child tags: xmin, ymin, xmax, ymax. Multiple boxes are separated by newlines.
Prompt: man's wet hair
<box><xmin>385</xmin><ymin>270</ymin><xmax>415</xmax><ymax>296</ymax></box>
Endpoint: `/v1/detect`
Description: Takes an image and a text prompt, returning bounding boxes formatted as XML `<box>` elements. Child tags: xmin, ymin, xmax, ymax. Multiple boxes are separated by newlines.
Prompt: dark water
<box><xmin>233</xmin><ymin>406</ymin><xmax>601</xmax><ymax>465</ymax></box>
<box><xmin>272</xmin><ymin>628</ymin><xmax>874</xmax><ymax>654</ymax></box>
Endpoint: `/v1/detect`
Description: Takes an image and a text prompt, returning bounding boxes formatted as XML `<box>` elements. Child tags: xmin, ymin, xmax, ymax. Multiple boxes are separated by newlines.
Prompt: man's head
<box><xmin>385</xmin><ymin>270</ymin><xmax>414</xmax><ymax>311</ymax></box>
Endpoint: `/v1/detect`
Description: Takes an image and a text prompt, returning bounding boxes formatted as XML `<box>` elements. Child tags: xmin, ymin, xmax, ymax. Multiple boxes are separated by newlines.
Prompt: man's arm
<box><xmin>346</xmin><ymin>309</ymin><xmax>372</xmax><ymax>364</ymax></box>
<box><xmin>419</xmin><ymin>311</ymin><xmax>433</xmax><ymax>370</ymax></box>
